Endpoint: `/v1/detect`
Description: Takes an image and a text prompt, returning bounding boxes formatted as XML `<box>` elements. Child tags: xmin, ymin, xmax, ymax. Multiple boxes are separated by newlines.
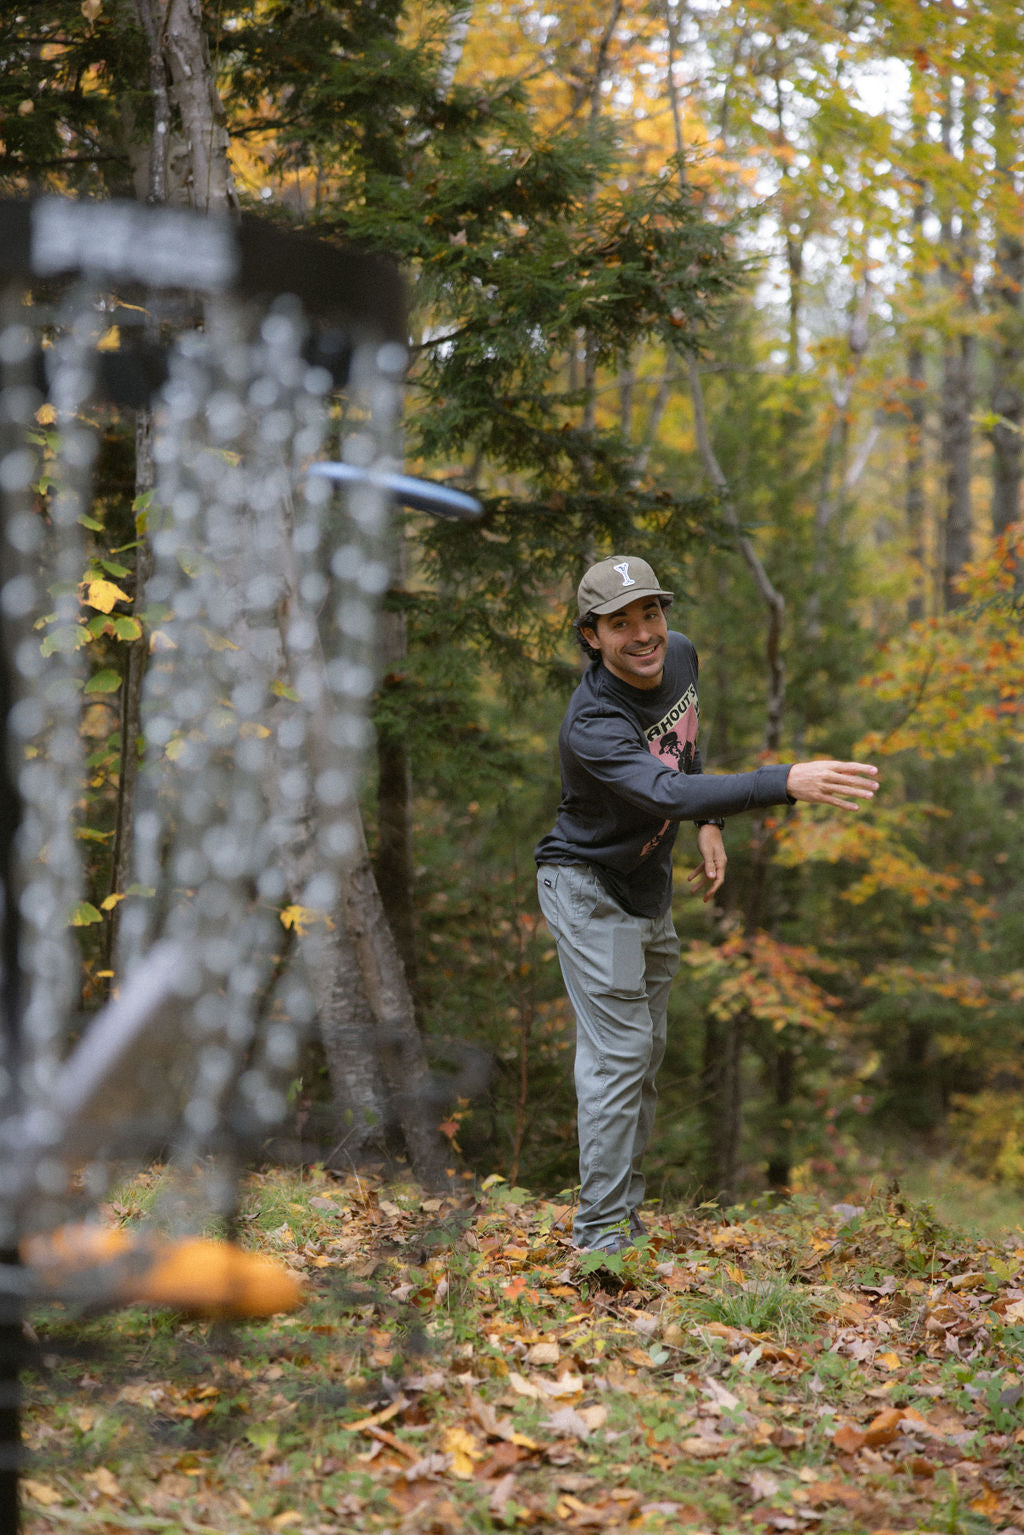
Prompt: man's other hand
<box><xmin>689</xmin><ymin>823</ymin><xmax>727</xmax><ymax>903</ymax></box>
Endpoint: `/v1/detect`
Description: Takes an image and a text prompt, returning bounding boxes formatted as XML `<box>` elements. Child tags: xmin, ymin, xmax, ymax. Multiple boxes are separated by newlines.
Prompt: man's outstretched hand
<box><xmin>786</xmin><ymin>760</ymin><xmax>879</xmax><ymax>810</ymax></box>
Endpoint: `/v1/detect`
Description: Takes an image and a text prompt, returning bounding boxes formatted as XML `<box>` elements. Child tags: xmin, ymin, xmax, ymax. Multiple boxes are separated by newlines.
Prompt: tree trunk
<box><xmin>128</xmin><ymin>0</ymin><xmax>443</xmax><ymax>1181</ymax></box>
<box><xmin>159</xmin><ymin>0</ymin><xmax>239</xmax><ymax>214</ymax></box>
<box><xmin>940</xmin><ymin>327</ymin><xmax>974</xmax><ymax>611</ymax></box>
<box><xmin>906</xmin><ymin>331</ymin><xmax>927</xmax><ymax>625</ymax></box>
<box><xmin>905</xmin><ymin>121</ymin><xmax>928</xmax><ymax>624</ymax></box>
<box><xmin>938</xmin><ymin>84</ymin><xmax>976</xmax><ymax>611</ymax></box>
<box><xmin>374</xmin><ymin>532</ymin><xmax>419</xmax><ymax>999</ymax></box>
<box><xmin>343</xmin><ymin>826</ymin><xmax>445</xmax><ymax>1184</ymax></box>
<box><xmin>664</xmin><ymin>1</ymin><xmax>787</xmax><ymax>1187</ymax></box>
<box><xmin>990</xmin><ymin>89</ymin><xmax>1023</xmax><ymax>543</ymax></box>
<box><xmin>700</xmin><ymin>1010</ymin><xmax>744</xmax><ymax>1205</ymax></box>
<box><xmin>765</xmin><ymin>1041</ymin><xmax>795</xmax><ymax>1195</ymax></box>
<box><xmin>101</xmin><ymin>414</ymin><xmax>154</xmax><ymax>979</ymax></box>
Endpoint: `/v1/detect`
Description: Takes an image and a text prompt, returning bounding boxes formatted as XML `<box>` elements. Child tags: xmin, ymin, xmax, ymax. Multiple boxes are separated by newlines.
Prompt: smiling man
<box><xmin>534</xmin><ymin>555</ymin><xmax>879</xmax><ymax>1255</ymax></box>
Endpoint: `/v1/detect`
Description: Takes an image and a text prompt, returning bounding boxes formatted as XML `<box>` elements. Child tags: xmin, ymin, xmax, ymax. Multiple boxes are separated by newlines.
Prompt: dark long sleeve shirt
<box><xmin>534</xmin><ymin>631</ymin><xmax>793</xmax><ymax>917</ymax></box>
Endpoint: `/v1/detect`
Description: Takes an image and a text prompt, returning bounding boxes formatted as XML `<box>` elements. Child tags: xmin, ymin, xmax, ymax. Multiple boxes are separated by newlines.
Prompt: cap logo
<box><xmin>612</xmin><ymin>561</ymin><xmax>635</xmax><ymax>588</ymax></box>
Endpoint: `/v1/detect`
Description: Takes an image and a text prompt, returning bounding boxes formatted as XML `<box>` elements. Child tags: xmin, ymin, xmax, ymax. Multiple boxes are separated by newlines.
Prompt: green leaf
<box><xmin>76</xmin><ymin>826</ymin><xmax>115</xmax><ymax>843</ymax></box>
<box><xmin>68</xmin><ymin>901</ymin><xmax>103</xmax><ymax>927</ymax></box>
<box><xmin>97</xmin><ymin>558</ymin><xmax>132</xmax><ymax>579</ymax></box>
<box><xmin>40</xmin><ymin>625</ymin><xmax>88</xmax><ymax>657</ymax></box>
<box><xmin>83</xmin><ymin>669</ymin><xmax>122</xmax><ymax>695</ymax></box>
<box><xmin>112</xmin><ymin>616</ymin><xmax>142</xmax><ymax>642</ymax></box>
<box><xmin>78</xmin><ymin>515</ymin><xmax>104</xmax><ymax>532</ymax></box>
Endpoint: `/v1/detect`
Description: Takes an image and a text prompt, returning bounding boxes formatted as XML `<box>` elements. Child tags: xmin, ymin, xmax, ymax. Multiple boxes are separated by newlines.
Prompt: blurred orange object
<box><xmin>22</xmin><ymin>1223</ymin><xmax>304</xmax><ymax>1319</ymax></box>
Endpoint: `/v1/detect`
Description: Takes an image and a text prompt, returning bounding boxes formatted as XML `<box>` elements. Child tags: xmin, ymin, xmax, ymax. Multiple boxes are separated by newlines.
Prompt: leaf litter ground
<box><xmin>20</xmin><ymin>1169</ymin><xmax>1024</xmax><ymax>1534</ymax></box>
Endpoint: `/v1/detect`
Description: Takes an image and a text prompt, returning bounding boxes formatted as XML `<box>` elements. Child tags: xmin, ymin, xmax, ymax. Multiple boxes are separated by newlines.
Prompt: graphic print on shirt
<box><xmin>639</xmin><ymin>682</ymin><xmax>699</xmax><ymax>859</ymax></box>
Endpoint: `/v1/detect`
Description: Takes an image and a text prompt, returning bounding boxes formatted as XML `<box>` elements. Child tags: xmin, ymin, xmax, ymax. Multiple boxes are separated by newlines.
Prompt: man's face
<box><xmin>582</xmin><ymin>596</ymin><xmax>669</xmax><ymax>690</ymax></box>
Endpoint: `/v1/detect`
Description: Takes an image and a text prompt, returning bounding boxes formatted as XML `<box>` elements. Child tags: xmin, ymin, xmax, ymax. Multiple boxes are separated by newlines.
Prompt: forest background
<box><xmin>3</xmin><ymin>0</ymin><xmax>1023</xmax><ymax>1225</ymax></box>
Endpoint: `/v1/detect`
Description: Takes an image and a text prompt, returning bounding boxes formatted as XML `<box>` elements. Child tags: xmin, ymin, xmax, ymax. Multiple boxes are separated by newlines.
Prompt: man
<box><xmin>534</xmin><ymin>555</ymin><xmax>879</xmax><ymax>1255</ymax></box>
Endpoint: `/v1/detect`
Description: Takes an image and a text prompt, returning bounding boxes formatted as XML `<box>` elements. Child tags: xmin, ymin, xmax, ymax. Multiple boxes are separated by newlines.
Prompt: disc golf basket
<box><xmin>0</xmin><ymin>196</ymin><xmax>478</xmax><ymax>1528</ymax></box>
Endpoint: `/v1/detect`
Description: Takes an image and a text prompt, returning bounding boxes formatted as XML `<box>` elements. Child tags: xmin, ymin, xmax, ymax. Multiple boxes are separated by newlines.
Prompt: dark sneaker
<box><xmin>628</xmin><ymin>1210</ymin><xmax>648</xmax><ymax>1239</ymax></box>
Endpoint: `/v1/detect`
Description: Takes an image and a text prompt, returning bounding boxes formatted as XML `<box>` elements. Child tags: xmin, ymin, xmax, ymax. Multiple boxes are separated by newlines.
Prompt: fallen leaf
<box><xmin>802</xmin><ymin>1479</ymin><xmax>867</xmax><ymax>1509</ymax></box>
<box><xmin>508</xmin><ymin>1371</ymin><xmax>543</xmax><ymax>1400</ymax></box>
<box><xmin>864</xmin><ymin>1407</ymin><xmax>904</xmax><ymax>1447</ymax></box>
<box><xmin>747</xmin><ymin>1470</ymin><xmax>781</xmax><ymax>1500</ymax></box>
<box><xmin>21</xmin><ymin>1480</ymin><xmax>62</xmax><ymax>1507</ymax></box>
<box><xmin>526</xmin><ymin>1340</ymin><xmax>560</xmax><ymax>1365</ymax></box>
<box><xmin>832</xmin><ymin>1422</ymin><xmax>867</xmax><ymax>1453</ymax></box>
<box><xmin>442</xmin><ymin>1424</ymin><xmax>482</xmax><ymax>1479</ymax></box>
<box><xmin>343</xmin><ymin>1395</ymin><xmax>410</xmax><ymax>1432</ymax></box>
<box><xmin>84</xmin><ymin>1466</ymin><xmax>122</xmax><ymax>1500</ymax></box>
<box><xmin>546</xmin><ymin>1406</ymin><xmax>595</xmax><ymax>1440</ymax></box>
<box><xmin>488</xmin><ymin>1471</ymin><xmax>518</xmax><ymax>1517</ymax></box>
<box><xmin>680</xmin><ymin>1436</ymin><xmax>732</xmax><ymax>1459</ymax></box>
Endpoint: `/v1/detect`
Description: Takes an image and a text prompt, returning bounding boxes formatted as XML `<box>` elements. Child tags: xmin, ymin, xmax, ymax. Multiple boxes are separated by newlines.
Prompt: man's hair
<box><xmin>573</xmin><ymin>596</ymin><xmax>672</xmax><ymax>662</ymax></box>
<box><xmin>573</xmin><ymin>612</ymin><xmax>602</xmax><ymax>661</ymax></box>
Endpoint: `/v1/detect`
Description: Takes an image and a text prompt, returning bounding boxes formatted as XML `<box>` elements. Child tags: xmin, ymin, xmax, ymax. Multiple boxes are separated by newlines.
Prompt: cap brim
<box><xmin>588</xmin><ymin>586</ymin><xmax>674</xmax><ymax>616</ymax></box>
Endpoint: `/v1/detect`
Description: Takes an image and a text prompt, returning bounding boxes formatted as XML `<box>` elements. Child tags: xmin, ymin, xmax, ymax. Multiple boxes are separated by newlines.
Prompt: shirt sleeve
<box><xmin>567</xmin><ymin>709</ymin><xmax>793</xmax><ymax>821</ymax></box>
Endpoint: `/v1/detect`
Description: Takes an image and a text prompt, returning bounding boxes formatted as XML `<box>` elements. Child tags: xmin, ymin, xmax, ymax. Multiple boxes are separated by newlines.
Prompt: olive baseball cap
<box><xmin>576</xmin><ymin>555</ymin><xmax>674</xmax><ymax>618</ymax></box>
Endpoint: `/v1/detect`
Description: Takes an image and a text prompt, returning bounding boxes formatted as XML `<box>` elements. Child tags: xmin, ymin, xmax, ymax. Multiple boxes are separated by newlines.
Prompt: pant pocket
<box><xmin>537</xmin><ymin>866</ymin><xmax>565</xmax><ymax>943</ymax></box>
<box><xmin>565</xmin><ymin>864</ymin><xmax>604</xmax><ymax>932</ymax></box>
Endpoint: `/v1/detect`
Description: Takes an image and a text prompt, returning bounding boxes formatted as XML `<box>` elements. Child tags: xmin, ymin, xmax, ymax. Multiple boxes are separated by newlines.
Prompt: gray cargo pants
<box><xmin>537</xmin><ymin>863</ymin><xmax>679</xmax><ymax>1251</ymax></box>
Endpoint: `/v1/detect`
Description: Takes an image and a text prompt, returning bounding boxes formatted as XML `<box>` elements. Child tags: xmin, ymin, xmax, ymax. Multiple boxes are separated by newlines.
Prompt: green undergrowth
<box><xmin>20</xmin><ymin>1168</ymin><xmax>1024</xmax><ymax>1533</ymax></box>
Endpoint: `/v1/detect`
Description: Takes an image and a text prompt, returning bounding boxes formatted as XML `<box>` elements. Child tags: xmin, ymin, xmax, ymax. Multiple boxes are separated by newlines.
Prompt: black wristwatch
<box><xmin>694</xmin><ymin>818</ymin><xmax>725</xmax><ymax>829</ymax></box>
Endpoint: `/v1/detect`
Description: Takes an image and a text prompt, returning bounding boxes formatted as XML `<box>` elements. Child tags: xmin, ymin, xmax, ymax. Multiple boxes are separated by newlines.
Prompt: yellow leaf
<box><xmin>22</xmin><ymin>1480</ymin><xmax>62</xmax><ymax>1506</ymax></box>
<box><xmin>35</xmin><ymin>403</ymin><xmax>56</xmax><ymax>425</ymax></box>
<box><xmin>442</xmin><ymin>1425</ymin><xmax>482</xmax><ymax>1479</ymax></box>
<box><xmin>877</xmin><ymin>1351</ymin><xmax>902</xmax><ymax>1371</ymax></box>
<box><xmin>96</xmin><ymin>324</ymin><xmax>119</xmax><ymax>351</ymax></box>
<box><xmin>271</xmin><ymin>1514</ymin><xmax>303</xmax><ymax>1530</ymax></box>
<box><xmin>101</xmin><ymin>893</ymin><xmax>124</xmax><ymax>911</ymax></box>
<box><xmin>280</xmin><ymin>904</ymin><xmax>311</xmax><ymax>934</ymax></box>
<box><xmin>948</xmin><ymin>1271</ymin><xmax>989</xmax><ymax>1291</ymax></box>
<box><xmin>200</xmin><ymin>626</ymin><xmax>240</xmax><ymax>653</ymax></box>
<box><xmin>84</xmin><ymin>1466</ymin><xmax>121</xmax><ymax>1499</ymax></box>
<box><xmin>82</xmin><ymin>0</ymin><xmax>102</xmax><ymax>18</ymax></box>
<box><xmin>279</xmin><ymin>904</ymin><xmax>334</xmax><ymax>936</ymax></box>
<box><xmin>83</xmin><ymin>578</ymin><xmax>130</xmax><ymax>614</ymax></box>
